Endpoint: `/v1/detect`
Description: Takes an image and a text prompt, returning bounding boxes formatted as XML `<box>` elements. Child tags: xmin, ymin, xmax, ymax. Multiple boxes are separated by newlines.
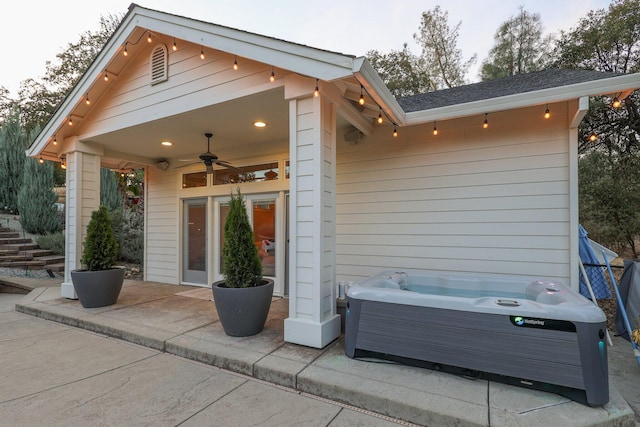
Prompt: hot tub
<box><xmin>344</xmin><ymin>270</ymin><xmax>608</xmax><ymax>406</ymax></box>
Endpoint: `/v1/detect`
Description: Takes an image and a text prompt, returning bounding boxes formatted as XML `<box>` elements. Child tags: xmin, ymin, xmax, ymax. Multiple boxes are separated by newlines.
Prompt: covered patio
<box><xmin>12</xmin><ymin>279</ymin><xmax>636</xmax><ymax>426</ymax></box>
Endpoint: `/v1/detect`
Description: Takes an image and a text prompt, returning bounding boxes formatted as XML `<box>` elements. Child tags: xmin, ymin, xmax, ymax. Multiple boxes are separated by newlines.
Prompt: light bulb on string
<box><xmin>270</xmin><ymin>67</ymin><xmax>275</xmax><ymax>82</ymax></box>
<box><xmin>544</xmin><ymin>105</ymin><xmax>551</xmax><ymax>119</ymax></box>
<box><xmin>393</xmin><ymin>125</ymin><xmax>398</xmax><ymax>138</ymax></box>
<box><xmin>589</xmin><ymin>133</ymin><xmax>598</xmax><ymax>142</ymax></box>
<box><xmin>358</xmin><ymin>86</ymin><xmax>365</xmax><ymax>106</ymax></box>
<box><xmin>147</xmin><ymin>30</ymin><xmax>152</xmax><ymax>43</ymax></box>
<box><xmin>53</xmin><ymin>136</ymin><xmax>57</xmax><ymax>146</ymax></box>
<box><xmin>123</xmin><ymin>43</ymin><xmax>128</xmax><ymax>56</ymax></box>
<box><xmin>433</xmin><ymin>121</ymin><xmax>438</xmax><ymax>136</ymax></box>
<box><xmin>314</xmin><ymin>79</ymin><xmax>319</xmax><ymax>97</ymax></box>
<box><xmin>377</xmin><ymin>107</ymin><xmax>383</xmax><ymax>124</ymax></box>
<box><xmin>233</xmin><ymin>56</ymin><xmax>238</xmax><ymax>70</ymax></box>
<box><xmin>612</xmin><ymin>96</ymin><xmax>621</xmax><ymax>108</ymax></box>
<box><xmin>61</xmin><ymin>158</ymin><xmax>66</xmax><ymax>170</ymax></box>
<box><xmin>39</xmin><ymin>157</ymin><xmax>44</xmax><ymax>164</ymax></box>
<box><xmin>172</xmin><ymin>38</ymin><xmax>177</xmax><ymax>51</ymax></box>
<box><xmin>85</xmin><ymin>95</ymin><xmax>90</xmax><ymax>105</ymax></box>
<box><xmin>68</xmin><ymin>117</ymin><xmax>73</xmax><ymax>126</ymax></box>
<box><xmin>483</xmin><ymin>113</ymin><xmax>489</xmax><ymax>129</ymax></box>
<box><xmin>104</xmin><ymin>70</ymin><xmax>109</xmax><ymax>81</ymax></box>
<box><xmin>200</xmin><ymin>46</ymin><xmax>205</xmax><ymax>59</ymax></box>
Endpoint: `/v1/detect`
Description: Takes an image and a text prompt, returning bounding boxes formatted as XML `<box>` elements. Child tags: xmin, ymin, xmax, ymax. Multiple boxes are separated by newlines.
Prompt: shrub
<box><xmin>221</xmin><ymin>189</ymin><xmax>262</xmax><ymax>288</ymax></box>
<box><xmin>81</xmin><ymin>206</ymin><xmax>119</xmax><ymax>271</ymax></box>
<box><xmin>36</xmin><ymin>232</ymin><xmax>65</xmax><ymax>256</ymax></box>
<box><xmin>119</xmin><ymin>205</ymin><xmax>144</xmax><ymax>264</ymax></box>
<box><xmin>17</xmin><ymin>158</ymin><xmax>61</xmax><ymax>234</ymax></box>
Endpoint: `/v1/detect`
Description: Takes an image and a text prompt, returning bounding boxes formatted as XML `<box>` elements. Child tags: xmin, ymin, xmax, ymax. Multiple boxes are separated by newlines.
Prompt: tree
<box><xmin>367</xmin><ymin>44</ymin><xmax>434</xmax><ymax>97</ymax></box>
<box><xmin>480</xmin><ymin>7</ymin><xmax>553</xmax><ymax>80</ymax></box>
<box><xmin>413</xmin><ymin>6</ymin><xmax>476</xmax><ymax>89</ymax></box>
<box><xmin>100</xmin><ymin>168</ymin><xmax>124</xmax><ymax>213</ymax></box>
<box><xmin>552</xmin><ymin>0</ymin><xmax>640</xmax><ymax>256</ymax></box>
<box><xmin>0</xmin><ymin>110</ymin><xmax>28</xmax><ymax>213</ymax></box>
<box><xmin>17</xmin><ymin>158</ymin><xmax>60</xmax><ymax>234</ymax></box>
<box><xmin>13</xmin><ymin>14</ymin><xmax>122</xmax><ymax>134</ymax></box>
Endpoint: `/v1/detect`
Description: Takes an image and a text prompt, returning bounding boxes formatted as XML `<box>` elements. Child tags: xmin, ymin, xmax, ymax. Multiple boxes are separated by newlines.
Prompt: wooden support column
<box><xmin>60</xmin><ymin>138</ymin><xmax>102</xmax><ymax>299</ymax></box>
<box><xmin>284</xmin><ymin>77</ymin><xmax>340</xmax><ymax>348</ymax></box>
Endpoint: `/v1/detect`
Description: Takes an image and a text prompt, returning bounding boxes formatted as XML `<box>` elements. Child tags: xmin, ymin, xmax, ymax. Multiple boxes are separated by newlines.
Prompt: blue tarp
<box><xmin>578</xmin><ymin>225</ymin><xmax>612</xmax><ymax>300</ymax></box>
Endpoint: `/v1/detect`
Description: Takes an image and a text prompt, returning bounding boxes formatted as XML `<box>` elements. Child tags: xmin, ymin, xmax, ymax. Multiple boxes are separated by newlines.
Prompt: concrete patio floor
<box><xmin>7</xmin><ymin>278</ymin><xmax>639</xmax><ymax>426</ymax></box>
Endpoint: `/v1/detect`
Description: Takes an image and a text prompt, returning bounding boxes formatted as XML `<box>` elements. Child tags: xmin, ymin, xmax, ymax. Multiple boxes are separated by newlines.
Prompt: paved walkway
<box><xmin>4</xmin><ymin>278</ymin><xmax>640</xmax><ymax>426</ymax></box>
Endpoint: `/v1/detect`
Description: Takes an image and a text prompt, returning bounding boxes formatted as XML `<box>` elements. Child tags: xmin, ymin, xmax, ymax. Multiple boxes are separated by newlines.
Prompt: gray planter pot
<box><xmin>211</xmin><ymin>279</ymin><xmax>274</xmax><ymax>337</ymax></box>
<box><xmin>70</xmin><ymin>268</ymin><xmax>125</xmax><ymax>308</ymax></box>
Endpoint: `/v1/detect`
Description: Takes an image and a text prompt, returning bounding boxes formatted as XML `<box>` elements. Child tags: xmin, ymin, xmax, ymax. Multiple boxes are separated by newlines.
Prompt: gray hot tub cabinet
<box><xmin>344</xmin><ymin>297</ymin><xmax>608</xmax><ymax>406</ymax></box>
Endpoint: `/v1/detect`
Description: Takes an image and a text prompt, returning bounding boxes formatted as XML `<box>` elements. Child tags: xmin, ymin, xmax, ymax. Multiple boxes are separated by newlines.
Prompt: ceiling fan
<box><xmin>199</xmin><ymin>132</ymin><xmax>237</xmax><ymax>174</ymax></box>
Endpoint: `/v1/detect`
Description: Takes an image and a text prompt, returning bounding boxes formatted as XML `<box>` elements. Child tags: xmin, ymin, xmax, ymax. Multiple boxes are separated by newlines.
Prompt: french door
<box><xmin>182</xmin><ymin>198</ymin><xmax>207</xmax><ymax>284</ymax></box>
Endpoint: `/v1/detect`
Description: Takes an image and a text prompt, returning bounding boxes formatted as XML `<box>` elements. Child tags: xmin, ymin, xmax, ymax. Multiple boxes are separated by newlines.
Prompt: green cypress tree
<box><xmin>221</xmin><ymin>189</ymin><xmax>263</xmax><ymax>288</ymax></box>
<box><xmin>0</xmin><ymin>110</ymin><xmax>27</xmax><ymax>213</ymax></box>
<box><xmin>17</xmin><ymin>158</ymin><xmax>60</xmax><ymax>234</ymax></box>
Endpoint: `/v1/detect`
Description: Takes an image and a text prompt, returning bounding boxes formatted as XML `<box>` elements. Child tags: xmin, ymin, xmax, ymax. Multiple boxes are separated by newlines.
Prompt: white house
<box><xmin>27</xmin><ymin>4</ymin><xmax>640</xmax><ymax>348</ymax></box>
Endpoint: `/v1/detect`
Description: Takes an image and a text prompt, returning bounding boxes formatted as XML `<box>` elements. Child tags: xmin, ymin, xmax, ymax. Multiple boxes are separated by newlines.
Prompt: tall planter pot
<box><xmin>212</xmin><ymin>279</ymin><xmax>274</xmax><ymax>337</ymax></box>
<box><xmin>71</xmin><ymin>267</ymin><xmax>125</xmax><ymax>308</ymax></box>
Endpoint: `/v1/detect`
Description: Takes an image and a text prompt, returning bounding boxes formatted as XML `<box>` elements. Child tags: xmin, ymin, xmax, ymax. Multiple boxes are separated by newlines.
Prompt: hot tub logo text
<box><xmin>513</xmin><ymin>316</ymin><xmax>545</xmax><ymax>327</ymax></box>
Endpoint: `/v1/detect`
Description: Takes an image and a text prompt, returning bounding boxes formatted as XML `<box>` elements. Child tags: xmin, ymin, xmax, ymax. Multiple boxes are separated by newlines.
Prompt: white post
<box><xmin>284</xmin><ymin>80</ymin><xmax>340</xmax><ymax>348</ymax></box>
<box><xmin>60</xmin><ymin>140</ymin><xmax>101</xmax><ymax>299</ymax></box>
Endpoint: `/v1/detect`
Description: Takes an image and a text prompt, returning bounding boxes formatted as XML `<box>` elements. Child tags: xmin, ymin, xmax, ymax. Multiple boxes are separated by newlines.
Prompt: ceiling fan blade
<box><xmin>216</xmin><ymin>160</ymin><xmax>242</xmax><ymax>172</ymax></box>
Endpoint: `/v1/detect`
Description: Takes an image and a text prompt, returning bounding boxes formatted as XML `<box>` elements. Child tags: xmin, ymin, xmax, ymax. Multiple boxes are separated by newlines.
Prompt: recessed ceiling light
<box><xmin>254</xmin><ymin>121</ymin><xmax>267</xmax><ymax>128</ymax></box>
<box><xmin>161</xmin><ymin>141</ymin><xmax>172</xmax><ymax>146</ymax></box>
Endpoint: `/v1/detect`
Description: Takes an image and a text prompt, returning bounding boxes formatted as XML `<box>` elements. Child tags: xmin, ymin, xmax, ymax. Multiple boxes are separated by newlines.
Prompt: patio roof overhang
<box><xmin>26</xmin><ymin>3</ymin><xmax>403</xmax><ymax>170</ymax></box>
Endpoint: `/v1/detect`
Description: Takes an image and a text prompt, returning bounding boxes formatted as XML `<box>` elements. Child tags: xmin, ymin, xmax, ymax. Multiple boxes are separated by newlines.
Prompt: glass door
<box><xmin>183</xmin><ymin>199</ymin><xmax>207</xmax><ymax>285</ymax></box>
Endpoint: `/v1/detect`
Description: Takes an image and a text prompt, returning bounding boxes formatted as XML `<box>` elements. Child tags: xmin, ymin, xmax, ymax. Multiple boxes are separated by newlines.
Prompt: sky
<box><xmin>1</xmin><ymin>0</ymin><xmax>613</xmax><ymax>97</ymax></box>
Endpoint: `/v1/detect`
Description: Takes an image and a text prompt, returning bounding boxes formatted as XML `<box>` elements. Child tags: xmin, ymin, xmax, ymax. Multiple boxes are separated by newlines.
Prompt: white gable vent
<box><xmin>150</xmin><ymin>44</ymin><xmax>168</xmax><ymax>85</ymax></box>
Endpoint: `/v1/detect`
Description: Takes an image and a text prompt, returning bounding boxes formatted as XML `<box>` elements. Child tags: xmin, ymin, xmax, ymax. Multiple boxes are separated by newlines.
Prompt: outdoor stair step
<box><xmin>0</xmin><ymin>249</ymin><xmax>19</xmax><ymax>256</ymax></box>
<box><xmin>0</xmin><ymin>227</ymin><xmax>12</xmax><ymax>233</ymax></box>
<box><xmin>45</xmin><ymin>263</ymin><xmax>65</xmax><ymax>273</ymax></box>
<box><xmin>0</xmin><ymin>260</ymin><xmax>46</xmax><ymax>268</ymax></box>
<box><xmin>0</xmin><ymin>237</ymin><xmax>33</xmax><ymax>245</ymax></box>
<box><xmin>0</xmin><ymin>243</ymin><xmax>40</xmax><ymax>251</ymax></box>
<box><xmin>0</xmin><ymin>231</ymin><xmax>20</xmax><ymax>238</ymax></box>
<box><xmin>36</xmin><ymin>255</ymin><xmax>65</xmax><ymax>265</ymax></box>
<box><xmin>0</xmin><ymin>254</ymin><xmax>34</xmax><ymax>262</ymax></box>
<box><xmin>22</xmin><ymin>249</ymin><xmax>53</xmax><ymax>257</ymax></box>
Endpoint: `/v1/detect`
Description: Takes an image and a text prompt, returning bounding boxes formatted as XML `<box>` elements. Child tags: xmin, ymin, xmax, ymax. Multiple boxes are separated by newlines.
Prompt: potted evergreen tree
<box><xmin>70</xmin><ymin>206</ymin><xmax>124</xmax><ymax>308</ymax></box>
<box><xmin>212</xmin><ymin>189</ymin><xmax>274</xmax><ymax>336</ymax></box>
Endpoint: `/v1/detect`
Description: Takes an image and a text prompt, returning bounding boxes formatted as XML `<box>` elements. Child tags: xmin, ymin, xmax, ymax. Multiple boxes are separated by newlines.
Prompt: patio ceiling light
<box><xmin>254</xmin><ymin>121</ymin><xmax>267</xmax><ymax>128</ymax></box>
<box><xmin>161</xmin><ymin>141</ymin><xmax>172</xmax><ymax>146</ymax></box>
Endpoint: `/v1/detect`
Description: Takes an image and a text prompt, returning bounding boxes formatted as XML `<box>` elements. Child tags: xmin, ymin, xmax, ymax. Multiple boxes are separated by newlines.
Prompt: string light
<box><xmin>612</xmin><ymin>95</ymin><xmax>621</xmax><ymax>108</ymax></box>
<box><xmin>85</xmin><ymin>95</ymin><xmax>90</xmax><ymax>105</ymax></box>
<box><xmin>103</xmin><ymin>70</ymin><xmax>109</xmax><ymax>81</ymax></box>
<box><xmin>61</xmin><ymin>158</ymin><xmax>66</xmax><ymax>170</ymax></box>
<box><xmin>147</xmin><ymin>30</ymin><xmax>152</xmax><ymax>43</ymax></box>
<box><xmin>544</xmin><ymin>104</ymin><xmax>551</xmax><ymax>119</ymax></box>
<box><xmin>172</xmin><ymin>38</ymin><xmax>177</xmax><ymax>51</ymax></box>
<box><xmin>123</xmin><ymin>43</ymin><xmax>128</xmax><ymax>56</ymax></box>
<box><xmin>68</xmin><ymin>117</ymin><xmax>73</xmax><ymax>126</ymax></box>
<box><xmin>393</xmin><ymin>125</ymin><xmax>398</xmax><ymax>138</ymax></box>
<box><xmin>314</xmin><ymin>79</ymin><xmax>319</xmax><ymax>97</ymax></box>
<box><xmin>433</xmin><ymin>121</ymin><xmax>438</xmax><ymax>136</ymax></box>
<box><xmin>270</xmin><ymin>66</ymin><xmax>275</xmax><ymax>82</ymax></box>
<box><xmin>589</xmin><ymin>133</ymin><xmax>598</xmax><ymax>142</ymax></box>
<box><xmin>53</xmin><ymin>136</ymin><xmax>57</xmax><ymax>146</ymax></box>
<box><xmin>483</xmin><ymin>113</ymin><xmax>489</xmax><ymax>129</ymax></box>
<box><xmin>233</xmin><ymin>56</ymin><xmax>238</xmax><ymax>71</ymax></box>
<box><xmin>200</xmin><ymin>46</ymin><xmax>205</xmax><ymax>59</ymax></box>
<box><xmin>358</xmin><ymin>85</ymin><xmax>365</xmax><ymax>106</ymax></box>
<box><xmin>39</xmin><ymin>157</ymin><xmax>44</xmax><ymax>164</ymax></box>
<box><xmin>377</xmin><ymin>107</ymin><xmax>383</xmax><ymax>124</ymax></box>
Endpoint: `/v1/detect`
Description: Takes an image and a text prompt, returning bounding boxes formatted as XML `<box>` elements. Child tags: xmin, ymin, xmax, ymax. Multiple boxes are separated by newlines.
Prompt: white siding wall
<box><xmin>80</xmin><ymin>39</ymin><xmax>287</xmax><ymax>137</ymax></box>
<box><xmin>145</xmin><ymin>166</ymin><xmax>179</xmax><ymax>283</ymax></box>
<box><xmin>336</xmin><ymin>103</ymin><xmax>572</xmax><ymax>284</ymax></box>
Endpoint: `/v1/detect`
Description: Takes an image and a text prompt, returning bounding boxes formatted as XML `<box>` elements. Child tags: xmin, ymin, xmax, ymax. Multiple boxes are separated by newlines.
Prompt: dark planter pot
<box><xmin>70</xmin><ymin>267</ymin><xmax>125</xmax><ymax>308</ymax></box>
<box><xmin>212</xmin><ymin>279</ymin><xmax>274</xmax><ymax>337</ymax></box>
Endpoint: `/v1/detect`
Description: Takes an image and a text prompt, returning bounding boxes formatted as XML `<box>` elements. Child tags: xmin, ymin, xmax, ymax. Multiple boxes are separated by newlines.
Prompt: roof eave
<box><xmin>404</xmin><ymin>73</ymin><xmax>640</xmax><ymax>126</ymax></box>
<box><xmin>353</xmin><ymin>57</ymin><xmax>405</xmax><ymax>125</ymax></box>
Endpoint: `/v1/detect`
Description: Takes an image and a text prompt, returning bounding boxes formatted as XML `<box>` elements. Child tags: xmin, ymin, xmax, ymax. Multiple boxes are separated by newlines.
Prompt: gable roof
<box><xmin>398</xmin><ymin>69</ymin><xmax>624</xmax><ymax>113</ymax></box>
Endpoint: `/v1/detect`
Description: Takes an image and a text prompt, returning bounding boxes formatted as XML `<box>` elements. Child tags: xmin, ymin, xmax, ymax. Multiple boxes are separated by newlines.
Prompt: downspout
<box><xmin>569</xmin><ymin>96</ymin><xmax>589</xmax><ymax>291</ymax></box>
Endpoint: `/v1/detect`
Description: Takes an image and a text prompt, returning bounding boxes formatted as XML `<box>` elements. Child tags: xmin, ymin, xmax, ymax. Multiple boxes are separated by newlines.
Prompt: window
<box><xmin>182</xmin><ymin>172</ymin><xmax>207</xmax><ymax>188</ymax></box>
<box><xmin>213</xmin><ymin>162</ymin><xmax>279</xmax><ymax>186</ymax></box>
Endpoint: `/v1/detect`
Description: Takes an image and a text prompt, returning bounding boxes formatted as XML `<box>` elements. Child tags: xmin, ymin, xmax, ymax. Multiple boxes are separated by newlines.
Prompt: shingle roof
<box><xmin>397</xmin><ymin>69</ymin><xmax>623</xmax><ymax>113</ymax></box>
